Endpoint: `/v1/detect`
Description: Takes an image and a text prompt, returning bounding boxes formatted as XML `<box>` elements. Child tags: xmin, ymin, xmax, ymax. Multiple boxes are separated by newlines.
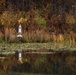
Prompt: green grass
<box><xmin>0</xmin><ymin>42</ymin><xmax>76</xmax><ymax>53</ymax></box>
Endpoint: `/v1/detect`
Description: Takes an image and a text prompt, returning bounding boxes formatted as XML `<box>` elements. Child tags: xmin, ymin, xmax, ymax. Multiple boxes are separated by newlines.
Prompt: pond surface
<box><xmin>0</xmin><ymin>50</ymin><xmax>76</xmax><ymax>75</ymax></box>
<box><xmin>0</xmin><ymin>43</ymin><xmax>76</xmax><ymax>75</ymax></box>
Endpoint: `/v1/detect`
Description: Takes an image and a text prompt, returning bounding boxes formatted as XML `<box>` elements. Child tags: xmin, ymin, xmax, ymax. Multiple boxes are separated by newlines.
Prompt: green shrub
<box><xmin>34</xmin><ymin>15</ymin><xmax>47</xmax><ymax>29</ymax></box>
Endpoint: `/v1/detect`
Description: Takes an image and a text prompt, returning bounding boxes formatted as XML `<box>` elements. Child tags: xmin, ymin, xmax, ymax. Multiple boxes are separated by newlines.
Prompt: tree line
<box><xmin>0</xmin><ymin>0</ymin><xmax>76</xmax><ymax>43</ymax></box>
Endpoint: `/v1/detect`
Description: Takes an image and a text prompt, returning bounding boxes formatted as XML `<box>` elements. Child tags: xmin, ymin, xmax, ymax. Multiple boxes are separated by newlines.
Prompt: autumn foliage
<box><xmin>0</xmin><ymin>0</ymin><xmax>76</xmax><ymax>43</ymax></box>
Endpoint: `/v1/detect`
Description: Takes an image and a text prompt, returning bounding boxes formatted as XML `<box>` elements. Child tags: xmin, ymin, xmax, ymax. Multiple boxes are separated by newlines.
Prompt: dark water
<box><xmin>0</xmin><ymin>50</ymin><xmax>76</xmax><ymax>75</ymax></box>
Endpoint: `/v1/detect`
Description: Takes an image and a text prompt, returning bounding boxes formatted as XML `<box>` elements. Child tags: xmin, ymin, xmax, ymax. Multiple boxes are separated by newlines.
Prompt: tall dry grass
<box><xmin>22</xmin><ymin>29</ymin><xmax>51</xmax><ymax>42</ymax></box>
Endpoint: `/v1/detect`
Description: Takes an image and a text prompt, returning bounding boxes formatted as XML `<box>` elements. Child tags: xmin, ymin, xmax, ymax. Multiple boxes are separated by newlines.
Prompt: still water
<box><xmin>0</xmin><ymin>50</ymin><xmax>76</xmax><ymax>75</ymax></box>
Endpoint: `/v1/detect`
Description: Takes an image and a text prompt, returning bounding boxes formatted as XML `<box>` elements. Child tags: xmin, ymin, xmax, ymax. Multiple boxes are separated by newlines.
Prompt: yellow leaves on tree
<box><xmin>0</xmin><ymin>0</ymin><xmax>6</xmax><ymax>6</ymax></box>
<box><xmin>0</xmin><ymin>11</ymin><xmax>20</xmax><ymax>28</ymax></box>
<box><xmin>18</xmin><ymin>17</ymin><xmax>27</xmax><ymax>24</ymax></box>
<box><xmin>66</xmin><ymin>14</ymin><xmax>75</xmax><ymax>25</ymax></box>
<box><xmin>0</xmin><ymin>11</ymin><xmax>28</xmax><ymax>28</ymax></box>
